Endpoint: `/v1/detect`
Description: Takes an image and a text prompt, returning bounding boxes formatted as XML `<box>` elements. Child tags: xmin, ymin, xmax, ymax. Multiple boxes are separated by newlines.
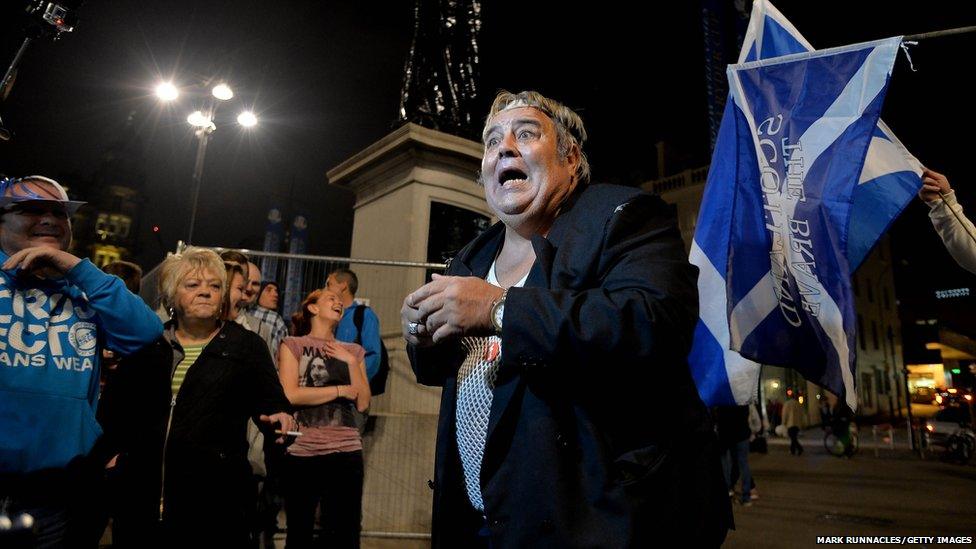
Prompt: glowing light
<box><xmin>237</xmin><ymin>111</ymin><xmax>257</xmax><ymax>127</ymax></box>
<box><xmin>212</xmin><ymin>83</ymin><xmax>234</xmax><ymax>100</ymax></box>
<box><xmin>187</xmin><ymin>111</ymin><xmax>213</xmax><ymax>128</ymax></box>
<box><xmin>155</xmin><ymin>82</ymin><xmax>179</xmax><ymax>101</ymax></box>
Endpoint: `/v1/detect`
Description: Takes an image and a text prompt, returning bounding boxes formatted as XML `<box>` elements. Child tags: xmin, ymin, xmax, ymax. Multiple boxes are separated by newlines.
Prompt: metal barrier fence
<box><xmin>140</xmin><ymin>244</ymin><xmax>447</xmax><ymax>541</ymax></box>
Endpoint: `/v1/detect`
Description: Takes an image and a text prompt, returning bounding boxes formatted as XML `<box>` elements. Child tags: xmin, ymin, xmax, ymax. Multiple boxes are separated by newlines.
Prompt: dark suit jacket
<box><xmin>409</xmin><ymin>184</ymin><xmax>732</xmax><ymax>548</ymax></box>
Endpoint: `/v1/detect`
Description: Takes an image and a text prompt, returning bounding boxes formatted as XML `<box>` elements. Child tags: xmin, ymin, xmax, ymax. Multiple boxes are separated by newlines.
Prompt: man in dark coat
<box><xmin>401</xmin><ymin>90</ymin><xmax>732</xmax><ymax>548</ymax></box>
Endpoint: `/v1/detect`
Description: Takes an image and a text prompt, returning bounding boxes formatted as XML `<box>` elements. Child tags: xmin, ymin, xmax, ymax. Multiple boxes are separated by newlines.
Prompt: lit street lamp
<box><xmin>155</xmin><ymin>80</ymin><xmax>257</xmax><ymax>244</ymax></box>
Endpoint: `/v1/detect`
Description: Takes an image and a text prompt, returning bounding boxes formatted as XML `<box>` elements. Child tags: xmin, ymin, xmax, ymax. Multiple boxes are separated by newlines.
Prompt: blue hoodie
<box><xmin>0</xmin><ymin>253</ymin><xmax>163</xmax><ymax>474</ymax></box>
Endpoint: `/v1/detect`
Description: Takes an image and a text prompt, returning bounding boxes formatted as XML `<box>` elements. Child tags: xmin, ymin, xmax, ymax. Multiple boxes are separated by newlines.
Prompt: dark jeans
<box><xmin>283</xmin><ymin>451</ymin><xmax>363</xmax><ymax>549</ymax></box>
<box><xmin>788</xmin><ymin>426</ymin><xmax>803</xmax><ymax>455</ymax></box>
<box><xmin>720</xmin><ymin>440</ymin><xmax>753</xmax><ymax>503</ymax></box>
<box><xmin>254</xmin><ymin>442</ymin><xmax>287</xmax><ymax>547</ymax></box>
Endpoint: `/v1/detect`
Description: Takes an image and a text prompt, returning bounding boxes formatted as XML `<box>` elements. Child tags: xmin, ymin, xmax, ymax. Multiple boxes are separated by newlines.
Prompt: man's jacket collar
<box><xmin>449</xmin><ymin>184</ymin><xmax>584</xmax><ymax>285</ymax></box>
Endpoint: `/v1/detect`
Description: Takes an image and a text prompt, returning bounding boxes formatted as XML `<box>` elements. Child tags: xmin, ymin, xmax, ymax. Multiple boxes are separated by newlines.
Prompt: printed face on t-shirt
<box><xmin>308</xmin><ymin>357</ymin><xmax>330</xmax><ymax>386</ymax></box>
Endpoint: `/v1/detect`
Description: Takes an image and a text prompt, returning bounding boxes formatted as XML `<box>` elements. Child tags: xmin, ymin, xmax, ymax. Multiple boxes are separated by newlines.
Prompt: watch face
<box><xmin>493</xmin><ymin>302</ymin><xmax>504</xmax><ymax>329</ymax></box>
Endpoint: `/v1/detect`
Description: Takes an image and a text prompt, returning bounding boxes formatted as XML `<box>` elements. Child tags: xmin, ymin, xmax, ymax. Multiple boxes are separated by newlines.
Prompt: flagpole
<box><xmin>903</xmin><ymin>26</ymin><xmax>976</xmax><ymax>42</ymax></box>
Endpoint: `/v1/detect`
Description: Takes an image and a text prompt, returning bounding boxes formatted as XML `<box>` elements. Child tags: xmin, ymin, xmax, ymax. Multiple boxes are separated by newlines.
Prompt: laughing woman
<box><xmin>280</xmin><ymin>288</ymin><xmax>370</xmax><ymax>548</ymax></box>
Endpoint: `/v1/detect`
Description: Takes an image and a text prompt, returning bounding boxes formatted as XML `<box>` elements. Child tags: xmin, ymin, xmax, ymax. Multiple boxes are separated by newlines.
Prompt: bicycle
<box><xmin>824</xmin><ymin>420</ymin><xmax>858</xmax><ymax>457</ymax></box>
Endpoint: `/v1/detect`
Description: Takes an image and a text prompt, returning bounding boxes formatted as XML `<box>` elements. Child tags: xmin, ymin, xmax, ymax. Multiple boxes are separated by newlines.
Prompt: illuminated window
<box><xmin>95</xmin><ymin>213</ymin><xmax>133</xmax><ymax>240</ymax></box>
<box><xmin>92</xmin><ymin>244</ymin><xmax>122</xmax><ymax>267</ymax></box>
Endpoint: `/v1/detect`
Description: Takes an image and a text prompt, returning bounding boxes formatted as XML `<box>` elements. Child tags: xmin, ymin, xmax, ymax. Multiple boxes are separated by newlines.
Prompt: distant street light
<box><xmin>154</xmin><ymin>79</ymin><xmax>256</xmax><ymax>243</ymax></box>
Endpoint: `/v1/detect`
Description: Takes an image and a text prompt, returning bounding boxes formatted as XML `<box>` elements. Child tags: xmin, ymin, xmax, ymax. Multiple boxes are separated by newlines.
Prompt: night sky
<box><xmin>1</xmin><ymin>1</ymin><xmax>974</xmax><ymax>331</ymax></box>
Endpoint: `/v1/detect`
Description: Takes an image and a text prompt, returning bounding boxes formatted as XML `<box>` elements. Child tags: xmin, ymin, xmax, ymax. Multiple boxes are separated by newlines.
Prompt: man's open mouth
<box><xmin>498</xmin><ymin>168</ymin><xmax>527</xmax><ymax>185</ymax></box>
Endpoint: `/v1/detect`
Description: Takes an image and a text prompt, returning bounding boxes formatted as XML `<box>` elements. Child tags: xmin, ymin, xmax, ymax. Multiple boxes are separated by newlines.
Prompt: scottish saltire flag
<box><xmin>738</xmin><ymin>0</ymin><xmax>923</xmax><ymax>270</ymax></box>
<box><xmin>688</xmin><ymin>0</ymin><xmax>921</xmax><ymax>407</ymax></box>
<box><xmin>688</xmin><ymin>100</ymin><xmax>762</xmax><ymax>406</ymax></box>
<box><xmin>725</xmin><ymin>38</ymin><xmax>902</xmax><ymax>410</ymax></box>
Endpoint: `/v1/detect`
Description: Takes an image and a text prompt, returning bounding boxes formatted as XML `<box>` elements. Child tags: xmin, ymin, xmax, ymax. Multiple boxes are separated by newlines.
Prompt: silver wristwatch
<box><xmin>490</xmin><ymin>289</ymin><xmax>507</xmax><ymax>334</ymax></box>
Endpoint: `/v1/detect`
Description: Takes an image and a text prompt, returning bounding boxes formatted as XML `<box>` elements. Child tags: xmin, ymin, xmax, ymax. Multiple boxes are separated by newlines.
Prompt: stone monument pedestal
<box><xmin>328</xmin><ymin>123</ymin><xmax>489</xmax><ymax>537</ymax></box>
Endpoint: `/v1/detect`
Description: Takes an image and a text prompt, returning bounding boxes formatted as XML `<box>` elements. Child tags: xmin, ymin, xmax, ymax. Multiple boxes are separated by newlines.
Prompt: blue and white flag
<box><xmin>688</xmin><ymin>0</ymin><xmax>921</xmax><ymax>408</ymax></box>
<box><xmin>725</xmin><ymin>38</ymin><xmax>902</xmax><ymax>410</ymax></box>
<box><xmin>738</xmin><ymin>0</ymin><xmax>923</xmax><ymax>271</ymax></box>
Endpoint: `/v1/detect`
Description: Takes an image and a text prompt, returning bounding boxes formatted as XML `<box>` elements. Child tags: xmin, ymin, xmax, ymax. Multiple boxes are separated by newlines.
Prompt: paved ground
<box><xmin>725</xmin><ymin>428</ymin><xmax>976</xmax><ymax>548</ymax></box>
<box><xmin>354</xmin><ymin>427</ymin><xmax>976</xmax><ymax>548</ymax></box>
<box><xmin>101</xmin><ymin>426</ymin><xmax>973</xmax><ymax>548</ymax></box>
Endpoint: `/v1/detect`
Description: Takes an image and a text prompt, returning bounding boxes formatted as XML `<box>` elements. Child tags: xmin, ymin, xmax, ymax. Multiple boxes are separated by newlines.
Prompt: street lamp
<box><xmin>211</xmin><ymin>83</ymin><xmax>233</xmax><ymax>101</ymax></box>
<box><xmin>237</xmin><ymin>111</ymin><xmax>257</xmax><ymax>127</ymax></box>
<box><xmin>154</xmin><ymin>80</ymin><xmax>257</xmax><ymax>244</ymax></box>
<box><xmin>155</xmin><ymin>82</ymin><xmax>179</xmax><ymax>101</ymax></box>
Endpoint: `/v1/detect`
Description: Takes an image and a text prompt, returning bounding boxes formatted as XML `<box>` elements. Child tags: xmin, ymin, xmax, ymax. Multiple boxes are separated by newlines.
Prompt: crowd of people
<box><xmin>0</xmin><ymin>175</ymin><xmax>384</xmax><ymax>548</ymax></box>
<box><xmin>2</xmin><ymin>89</ymin><xmax>974</xmax><ymax>548</ymax></box>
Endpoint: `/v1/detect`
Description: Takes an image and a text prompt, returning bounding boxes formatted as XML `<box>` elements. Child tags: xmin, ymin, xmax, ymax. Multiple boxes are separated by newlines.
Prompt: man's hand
<box><xmin>260</xmin><ymin>412</ymin><xmax>296</xmax><ymax>444</ymax></box>
<box><xmin>1</xmin><ymin>247</ymin><xmax>81</xmax><ymax>279</ymax></box>
<box><xmin>402</xmin><ymin>293</ymin><xmax>436</xmax><ymax>347</ymax></box>
<box><xmin>919</xmin><ymin>168</ymin><xmax>951</xmax><ymax>203</ymax></box>
<box><xmin>402</xmin><ymin>274</ymin><xmax>504</xmax><ymax>344</ymax></box>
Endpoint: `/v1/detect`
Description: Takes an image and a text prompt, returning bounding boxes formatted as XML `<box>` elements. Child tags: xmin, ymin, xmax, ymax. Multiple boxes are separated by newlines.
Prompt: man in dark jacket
<box><xmin>401</xmin><ymin>91</ymin><xmax>731</xmax><ymax>547</ymax></box>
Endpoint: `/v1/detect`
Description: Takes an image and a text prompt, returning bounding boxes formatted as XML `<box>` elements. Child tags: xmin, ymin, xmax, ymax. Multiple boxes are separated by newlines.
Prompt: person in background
<box><xmin>279</xmin><ymin>289</ymin><xmax>370</xmax><ymax>548</ymax></box>
<box><xmin>781</xmin><ymin>393</ymin><xmax>804</xmax><ymax>456</ymax></box>
<box><xmin>222</xmin><ymin>261</ymin><xmax>248</xmax><ymax>322</ymax></box>
<box><xmin>97</xmin><ymin>247</ymin><xmax>294</xmax><ymax>547</ymax></box>
<box><xmin>247</xmin><ymin>281</ymin><xmax>289</xmax><ymax>366</ymax></box>
<box><xmin>220</xmin><ymin>250</ymin><xmax>255</xmax><ymax>330</ymax></box>
<box><xmin>715</xmin><ymin>406</ymin><xmax>754</xmax><ymax>507</ymax></box>
<box><xmin>103</xmin><ymin>260</ymin><xmax>143</xmax><ymax>294</ymax></box>
<box><xmin>327</xmin><ymin>268</ymin><xmax>382</xmax><ymax>380</ymax></box>
<box><xmin>0</xmin><ymin>175</ymin><xmax>163</xmax><ymax>547</ymax></box>
<box><xmin>100</xmin><ymin>260</ymin><xmax>146</xmax><ymax>383</ymax></box>
<box><xmin>243</xmin><ymin>262</ymin><xmax>262</xmax><ymax>308</ymax></box>
<box><xmin>245</xmin><ymin>280</ymin><xmax>290</xmax><ymax>547</ymax></box>
<box><xmin>917</xmin><ymin>168</ymin><xmax>976</xmax><ymax>274</ymax></box>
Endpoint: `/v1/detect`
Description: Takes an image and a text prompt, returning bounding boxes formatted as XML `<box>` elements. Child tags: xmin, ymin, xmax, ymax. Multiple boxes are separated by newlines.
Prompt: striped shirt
<box><xmin>171</xmin><ymin>344</ymin><xmax>205</xmax><ymax>396</ymax></box>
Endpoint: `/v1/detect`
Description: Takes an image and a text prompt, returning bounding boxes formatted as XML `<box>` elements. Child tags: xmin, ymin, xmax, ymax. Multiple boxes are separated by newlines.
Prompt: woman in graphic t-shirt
<box><xmin>278</xmin><ymin>288</ymin><xmax>370</xmax><ymax>548</ymax></box>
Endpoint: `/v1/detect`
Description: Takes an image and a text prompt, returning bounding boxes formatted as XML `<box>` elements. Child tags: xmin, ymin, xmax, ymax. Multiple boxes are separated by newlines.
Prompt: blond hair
<box><xmin>158</xmin><ymin>247</ymin><xmax>227</xmax><ymax>315</ymax></box>
<box><xmin>482</xmin><ymin>90</ymin><xmax>590</xmax><ymax>186</ymax></box>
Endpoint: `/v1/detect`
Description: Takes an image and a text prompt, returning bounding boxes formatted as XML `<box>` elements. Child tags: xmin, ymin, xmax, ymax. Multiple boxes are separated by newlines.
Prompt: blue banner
<box><xmin>281</xmin><ymin>214</ymin><xmax>308</xmax><ymax>326</ymax></box>
<box><xmin>725</xmin><ymin>38</ymin><xmax>901</xmax><ymax>410</ymax></box>
<box><xmin>261</xmin><ymin>207</ymin><xmax>284</xmax><ymax>282</ymax></box>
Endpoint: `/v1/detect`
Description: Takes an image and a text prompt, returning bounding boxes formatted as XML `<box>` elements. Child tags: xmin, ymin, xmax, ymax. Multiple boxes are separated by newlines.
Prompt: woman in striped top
<box><xmin>278</xmin><ymin>289</ymin><xmax>371</xmax><ymax>548</ymax></box>
<box><xmin>98</xmin><ymin>247</ymin><xmax>294</xmax><ymax>547</ymax></box>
